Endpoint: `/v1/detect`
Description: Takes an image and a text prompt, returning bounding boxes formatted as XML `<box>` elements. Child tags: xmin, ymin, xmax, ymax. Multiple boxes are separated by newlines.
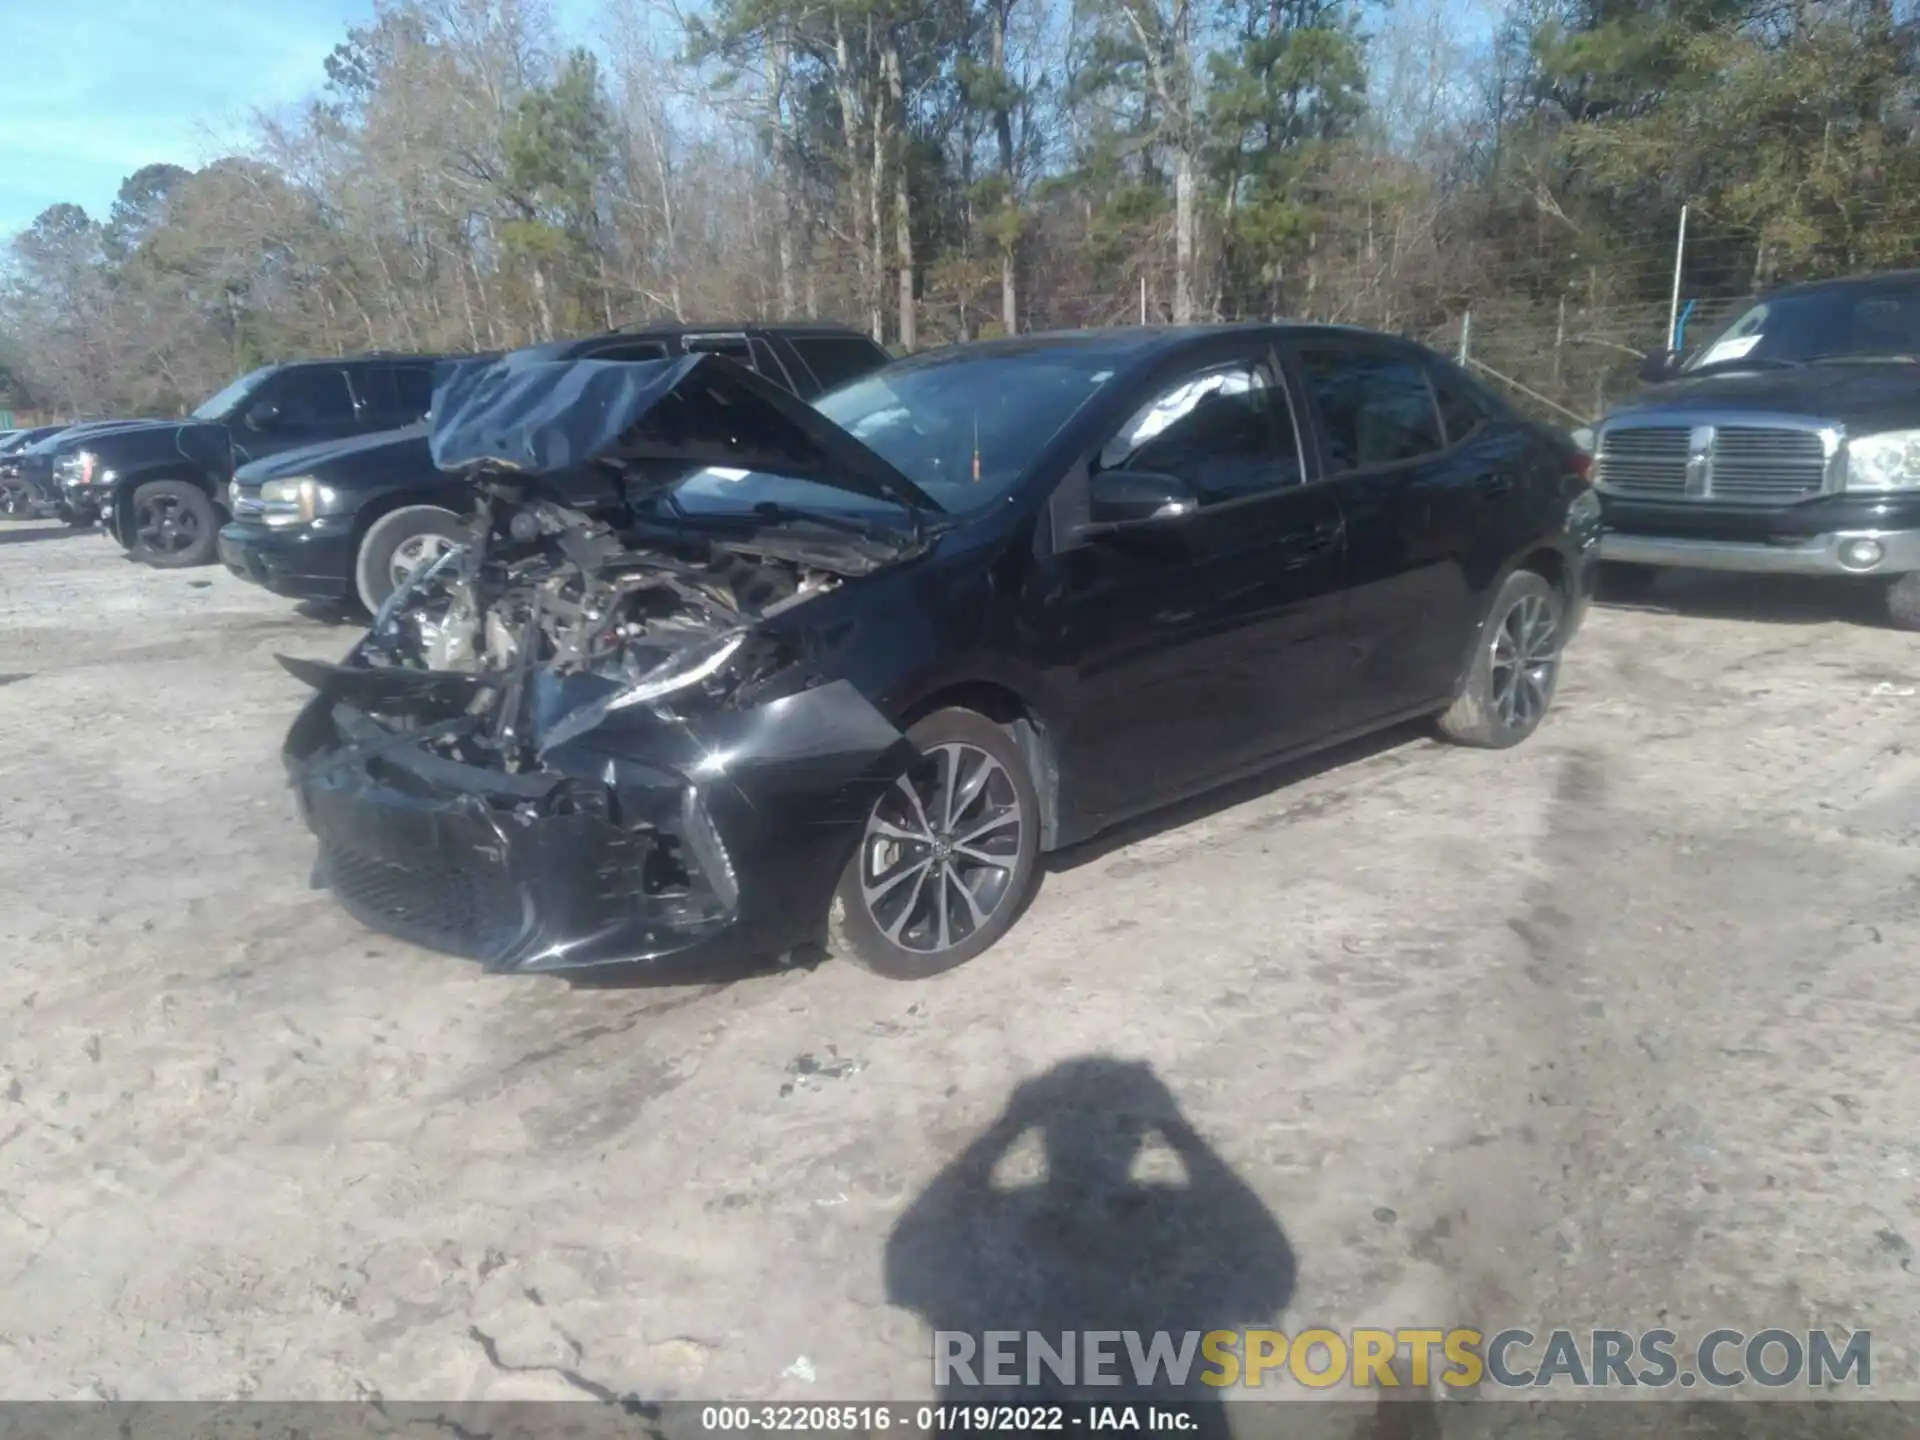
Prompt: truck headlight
<box><xmin>1845</xmin><ymin>430</ymin><xmax>1920</xmax><ymax>491</ymax></box>
<box><xmin>257</xmin><ymin>476</ymin><xmax>347</xmax><ymax>526</ymax></box>
<box><xmin>56</xmin><ymin>451</ymin><xmax>102</xmax><ymax>487</ymax></box>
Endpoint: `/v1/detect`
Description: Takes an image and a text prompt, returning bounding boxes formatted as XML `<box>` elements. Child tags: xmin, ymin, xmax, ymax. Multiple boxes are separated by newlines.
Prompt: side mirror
<box><xmin>1087</xmin><ymin>468</ymin><xmax>1200</xmax><ymax>529</ymax></box>
<box><xmin>244</xmin><ymin>402</ymin><xmax>283</xmax><ymax>432</ymax></box>
<box><xmin>1637</xmin><ymin>349</ymin><xmax>1681</xmax><ymax>385</ymax></box>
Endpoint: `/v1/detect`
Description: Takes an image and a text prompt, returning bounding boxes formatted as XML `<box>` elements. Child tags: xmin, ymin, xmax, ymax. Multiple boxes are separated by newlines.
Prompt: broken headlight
<box><xmin>537</xmin><ymin>631</ymin><xmax>749</xmax><ymax>755</ymax></box>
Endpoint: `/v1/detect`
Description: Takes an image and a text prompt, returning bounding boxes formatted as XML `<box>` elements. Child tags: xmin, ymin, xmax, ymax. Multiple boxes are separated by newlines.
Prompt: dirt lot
<box><xmin>1</xmin><ymin>518</ymin><xmax>1917</xmax><ymax>1405</ymax></box>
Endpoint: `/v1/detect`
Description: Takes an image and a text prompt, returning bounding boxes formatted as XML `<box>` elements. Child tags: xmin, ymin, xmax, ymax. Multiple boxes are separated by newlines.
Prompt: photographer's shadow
<box><xmin>885</xmin><ymin>1056</ymin><xmax>1296</xmax><ymax>1430</ymax></box>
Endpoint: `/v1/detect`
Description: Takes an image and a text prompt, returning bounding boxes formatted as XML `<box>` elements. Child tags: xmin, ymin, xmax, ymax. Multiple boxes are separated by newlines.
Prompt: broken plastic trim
<box><xmin>537</xmin><ymin>630</ymin><xmax>748</xmax><ymax>757</ymax></box>
<box><xmin>373</xmin><ymin>539</ymin><xmax>470</xmax><ymax>636</ymax></box>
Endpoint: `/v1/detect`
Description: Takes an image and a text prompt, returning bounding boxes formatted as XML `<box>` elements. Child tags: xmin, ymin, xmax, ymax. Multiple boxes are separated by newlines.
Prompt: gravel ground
<box><xmin>1</xmin><ymin>519</ymin><xmax>1917</xmax><ymax>1408</ymax></box>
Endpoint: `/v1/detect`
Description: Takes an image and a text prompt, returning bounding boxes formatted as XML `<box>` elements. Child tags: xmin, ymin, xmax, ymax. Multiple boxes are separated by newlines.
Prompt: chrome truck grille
<box><xmin>1595</xmin><ymin>416</ymin><xmax>1838</xmax><ymax>505</ymax></box>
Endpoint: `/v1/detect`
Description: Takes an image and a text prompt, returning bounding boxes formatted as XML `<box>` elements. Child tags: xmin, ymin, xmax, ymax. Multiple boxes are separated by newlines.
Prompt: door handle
<box><xmin>1479</xmin><ymin>473</ymin><xmax>1515</xmax><ymax>496</ymax></box>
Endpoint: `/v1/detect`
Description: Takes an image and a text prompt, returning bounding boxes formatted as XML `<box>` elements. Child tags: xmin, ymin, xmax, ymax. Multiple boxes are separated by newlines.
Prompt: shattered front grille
<box><xmin>322</xmin><ymin>840</ymin><xmax>519</xmax><ymax>959</ymax></box>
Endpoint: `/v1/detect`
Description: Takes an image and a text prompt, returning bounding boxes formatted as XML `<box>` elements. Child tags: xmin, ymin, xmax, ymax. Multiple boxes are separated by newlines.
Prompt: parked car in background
<box><xmin>1594</xmin><ymin>269</ymin><xmax>1920</xmax><ymax>628</ymax></box>
<box><xmin>24</xmin><ymin>419</ymin><xmax>180</xmax><ymax>525</ymax></box>
<box><xmin>55</xmin><ymin>353</ymin><xmax>455</xmax><ymax>569</ymax></box>
<box><xmin>283</xmin><ymin>325</ymin><xmax>1598</xmax><ymax>981</ymax></box>
<box><xmin>219</xmin><ymin>322</ymin><xmax>890</xmax><ymax>612</ymax></box>
<box><xmin>0</xmin><ymin>425</ymin><xmax>69</xmax><ymax>518</ymax></box>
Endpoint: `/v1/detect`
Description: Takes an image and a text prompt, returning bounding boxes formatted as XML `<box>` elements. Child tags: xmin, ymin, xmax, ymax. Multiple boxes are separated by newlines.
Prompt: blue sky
<box><xmin>0</xmin><ymin>0</ymin><xmax>376</xmax><ymax>238</ymax></box>
<box><xmin>0</xmin><ymin>0</ymin><xmax>604</xmax><ymax>240</ymax></box>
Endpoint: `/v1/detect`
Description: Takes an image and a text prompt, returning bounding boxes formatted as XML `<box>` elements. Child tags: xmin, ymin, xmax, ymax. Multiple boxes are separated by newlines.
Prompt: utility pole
<box><xmin>1667</xmin><ymin>204</ymin><xmax>1689</xmax><ymax>354</ymax></box>
<box><xmin>1553</xmin><ymin>293</ymin><xmax>1567</xmax><ymax>386</ymax></box>
<box><xmin>1458</xmin><ymin>310</ymin><xmax>1473</xmax><ymax>366</ymax></box>
<box><xmin>1140</xmin><ymin>274</ymin><xmax>1148</xmax><ymax>325</ymax></box>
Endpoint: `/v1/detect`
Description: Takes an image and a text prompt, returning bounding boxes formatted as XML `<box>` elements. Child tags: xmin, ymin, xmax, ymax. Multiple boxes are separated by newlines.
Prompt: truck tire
<box><xmin>826</xmin><ymin>707</ymin><xmax>1043</xmax><ymax>979</ymax></box>
<box><xmin>354</xmin><ymin>506</ymin><xmax>468</xmax><ymax>613</ymax></box>
<box><xmin>129</xmin><ymin>480</ymin><xmax>219</xmax><ymax>568</ymax></box>
<box><xmin>1437</xmin><ymin>569</ymin><xmax>1565</xmax><ymax>749</ymax></box>
<box><xmin>1884</xmin><ymin>574</ymin><xmax>1920</xmax><ymax>631</ymax></box>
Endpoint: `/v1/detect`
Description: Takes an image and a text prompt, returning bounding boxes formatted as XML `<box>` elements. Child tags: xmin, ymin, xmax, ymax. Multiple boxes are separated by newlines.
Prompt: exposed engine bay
<box><xmin>287</xmin><ymin>349</ymin><xmax>939</xmax><ymax>776</ymax></box>
<box><xmin>346</xmin><ymin>478</ymin><xmax>886</xmax><ymax>770</ymax></box>
<box><xmin>369</xmin><ymin>486</ymin><xmax>844</xmax><ymax>678</ymax></box>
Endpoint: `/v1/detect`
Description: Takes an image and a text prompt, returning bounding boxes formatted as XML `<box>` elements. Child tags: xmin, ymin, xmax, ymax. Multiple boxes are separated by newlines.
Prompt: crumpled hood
<box><xmin>428</xmin><ymin>352</ymin><xmax>943</xmax><ymax>514</ymax></box>
<box><xmin>236</xmin><ymin>422</ymin><xmax>428</xmax><ymax>484</ymax></box>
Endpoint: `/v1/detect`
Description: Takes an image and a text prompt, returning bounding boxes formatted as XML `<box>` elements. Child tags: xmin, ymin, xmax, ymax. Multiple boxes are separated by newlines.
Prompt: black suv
<box><xmin>46</xmin><ymin>354</ymin><xmax>453</xmax><ymax>568</ymax></box>
<box><xmin>1594</xmin><ymin>269</ymin><xmax>1920</xmax><ymax>627</ymax></box>
<box><xmin>218</xmin><ymin>323</ymin><xmax>890</xmax><ymax>612</ymax></box>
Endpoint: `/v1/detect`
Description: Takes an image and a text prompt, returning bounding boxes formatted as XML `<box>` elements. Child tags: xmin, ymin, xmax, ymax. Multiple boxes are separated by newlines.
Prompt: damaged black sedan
<box><xmin>283</xmin><ymin>327</ymin><xmax>1598</xmax><ymax>979</ymax></box>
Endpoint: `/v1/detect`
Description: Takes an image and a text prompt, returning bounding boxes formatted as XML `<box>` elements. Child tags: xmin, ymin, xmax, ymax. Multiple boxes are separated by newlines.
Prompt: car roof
<box><xmin>881</xmin><ymin>322</ymin><xmax>1423</xmax><ymax>373</ymax></box>
<box><xmin>1761</xmin><ymin>269</ymin><xmax>1920</xmax><ymax>301</ymax></box>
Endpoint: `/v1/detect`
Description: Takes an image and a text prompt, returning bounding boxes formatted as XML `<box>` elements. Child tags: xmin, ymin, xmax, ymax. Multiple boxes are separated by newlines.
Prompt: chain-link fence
<box><xmin>1423</xmin><ymin>294</ymin><xmax>1756</xmax><ymax>428</ymax></box>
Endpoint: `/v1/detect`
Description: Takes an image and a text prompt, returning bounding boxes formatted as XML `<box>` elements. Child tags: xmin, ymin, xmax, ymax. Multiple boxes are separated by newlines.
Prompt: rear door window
<box><xmin>684</xmin><ymin>335</ymin><xmax>753</xmax><ymax>365</ymax></box>
<box><xmin>269</xmin><ymin>368</ymin><xmax>357</xmax><ymax>428</ymax></box>
<box><xmin>787</xmin><ymin>334</ymin><xmax>890</xmax><ymax>393</ymax></box>
<box><xmin>1429</xmin><ymin>366</ymin><xmax>1494</xmax><ymax>446</ymax></box>
<box><xmin>1296</xmin><ymin>348</ymin><xmax>1444</xmax><ymax>471</ymax></box>
<box><xmin>390</xmin><ymin>366</ymin><xmax>435</xmax><ymax>420</ymax></box>
<box><xmin>747</xmin><ymin>337</ymin><xmax>796</xmax><ymax>390</ymax></box>
<box><xmin>588</xmin><ymin>340</ymin><xmax>671</xmax><ymax>364</ymax></box>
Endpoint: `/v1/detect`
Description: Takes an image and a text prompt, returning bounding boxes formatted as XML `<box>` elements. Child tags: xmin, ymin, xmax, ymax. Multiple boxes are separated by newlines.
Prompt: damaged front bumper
<box><xmin>284</xmin><ymin>669</ymin><xmax>912</xmax><ymax>974</ymax></box>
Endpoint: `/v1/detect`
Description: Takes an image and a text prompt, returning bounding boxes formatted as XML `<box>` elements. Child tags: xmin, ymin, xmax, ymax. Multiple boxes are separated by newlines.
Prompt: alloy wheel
<box><xmin>137</xmin><ymin>496</ymin><xmax>199</xmax><ymax>554</ymax></box>
<box><xmin>389</xmin><ymin>533</ymin><xmax>456</xmax><ymax>591</ymax></box>
<box><xmin>858</xmin><ymin>742</ymin><xmax>1026</xmax><ymax>955</ymax></box>
<box><xmin>1489</xmin><ymin>591</ymin><xmax>1559</xmax><ymax>730</ymax></box>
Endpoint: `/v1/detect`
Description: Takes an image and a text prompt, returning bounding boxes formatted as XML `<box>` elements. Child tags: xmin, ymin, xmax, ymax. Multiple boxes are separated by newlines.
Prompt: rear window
<box><xmin>590</xmin><ymin>341</ymin><xmax>671</xmax><ymax>364</ymax></box>
<box><xmin>392</xmin><ymin>367</ymin><xmax>435</xmax><ymax>419</ymax></box>
<box><xmin>1430</xmin><ymin>367</ymin><xmax>1494</xmax><ymax>445</ymax></box>
<box><xmin>789</xmin><ymin>335</ymin><xmax>889</xmax><ymax>392</ymax></box>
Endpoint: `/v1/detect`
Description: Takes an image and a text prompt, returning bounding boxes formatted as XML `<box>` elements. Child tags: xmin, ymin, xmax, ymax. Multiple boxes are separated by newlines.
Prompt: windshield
<box><xmin>668</xmin><ymin>348</ymin><xmax>1129</xmax><ymax>521</ymax></box>
<box><xmin>192</xmin><ymin>367</ymin><xmax>274</xmax><ymax>421</ymax></box>
<box><xmin>1685</xmin><ymin>285</ymin><xmax>1920</xmax><ymax>371</ymax></box>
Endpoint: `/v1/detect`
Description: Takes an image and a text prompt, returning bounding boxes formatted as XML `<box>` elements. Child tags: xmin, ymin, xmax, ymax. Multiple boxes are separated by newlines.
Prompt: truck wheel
<box><xmin>1884</xmin><ymin>574</ymin><xmax>1920</xmax><ymax>631</ymax></box>
<box><xmin>0</xmin><ymin>480</ymin><xmax>32</xmax><ymax>519</ymax></box>
<box><xmin>1598</xmin><ymin>561</ymin><xmax>1661</xmax><ymax>602</ymax></box>
<box><xmin>129</xmin><ymin>480</ymin><xmax>219</xmax><ymax>568</ymax></box>
<box><xmin>826</xmin><ymin>707</ymin><xmax>1042</xmax><ymax>979</ymax></box>
<box><xmin>354</xmin><ymin>506</ymin><xmax>468</xmax><ymax>613</ymax></box>
<box><xmin>1437</xmin><ymin>570</ymin><xmax>1565</xmax><ymax>749</ymax></box>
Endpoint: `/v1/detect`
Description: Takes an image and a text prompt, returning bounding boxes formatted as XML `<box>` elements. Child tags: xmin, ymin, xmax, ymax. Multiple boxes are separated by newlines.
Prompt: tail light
<box><xmin>1565</xmin><ymin>450</ymin><xmax>1592</xmax><ymax>483</ymax></box>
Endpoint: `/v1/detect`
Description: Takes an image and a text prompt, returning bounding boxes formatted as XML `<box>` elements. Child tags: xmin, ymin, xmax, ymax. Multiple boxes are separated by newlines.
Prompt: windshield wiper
<box><xmin>1803</xmin><ymin>354</ymin><xmax>1920</xmax><ymax>366</ymax></box>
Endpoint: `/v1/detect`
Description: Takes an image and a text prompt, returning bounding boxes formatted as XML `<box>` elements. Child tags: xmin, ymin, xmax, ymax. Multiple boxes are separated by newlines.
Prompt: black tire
<box><xmin>1437</xmin><ymin>569</ymin><xmax>1565</xmax><ymax>750</ymax></box>
<box><xmin>129</xmin><ymin>480</ymin><xmax>218</xmax><ymax>567</ymax></box>
<box><xmin>827</xmin><ymin>707</ymin><xmax>1043</xmax><ymax>979</ymax></box>
<box><xmin>0</xmin><ymin>481</ymin><xmax>33</xmax><ymax>520</ymax></box>
<box><xmin>1884</xmin><ymin>574</ymin><xmax>1920</xmax><ymax>631</ymax></box>
<box><xmin>1597</xmin><ymin>560</ymin><xmax>1662</xmax><ymax>602</ymax></box>
<box><xmin>354</xmin><ymin>505</ymin><xmax>468</xmax><ymax>613</ymax></box>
